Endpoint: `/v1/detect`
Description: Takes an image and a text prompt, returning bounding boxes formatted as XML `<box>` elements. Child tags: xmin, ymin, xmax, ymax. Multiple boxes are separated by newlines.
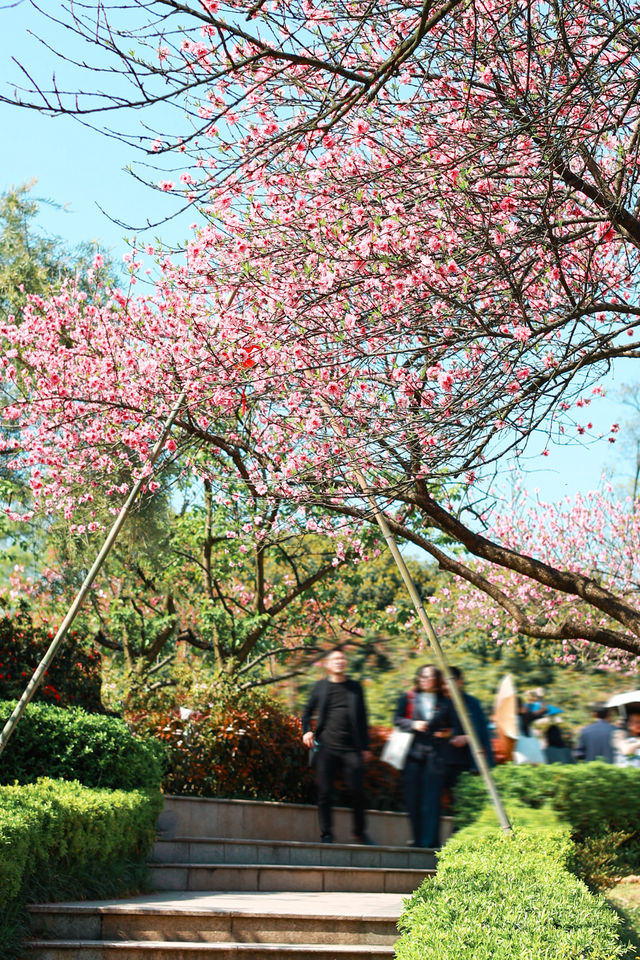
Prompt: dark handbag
<box><xmin>308</xmin><ymin>739</ymin><xmax>320</xmax><ymax>769</ymax></box>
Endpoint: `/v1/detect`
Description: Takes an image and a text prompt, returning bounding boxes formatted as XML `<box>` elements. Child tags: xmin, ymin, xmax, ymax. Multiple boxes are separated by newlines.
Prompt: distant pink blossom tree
<box><xmin>428</xmin><ymin>484</ymin><xmax>640</xmax><ymax>669</ymax></box>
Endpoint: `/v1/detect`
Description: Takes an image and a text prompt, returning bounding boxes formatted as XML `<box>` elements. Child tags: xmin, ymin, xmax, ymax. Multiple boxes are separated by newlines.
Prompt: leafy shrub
<box><xmin>130</xmin><ymin>695</ymin><xmax>316</xmax><ymax>802</ymax></box>
<box><xmin>454</xmin><ymin>762</ymin><xmax>640</xmax><ymax>883</ymax></box>
<box><xmin>395</xmin><ymin>810</ymin><xmax>626</xmax><ymax>960</ymax></box>
<box><xmin>0</xmin><ymin>601</ymin><xmax>102</xmax><ymax>711</ymax></box>
<box><xmin>0</xmin><ymin>777</ymin><xmax>162</xmax><ymax>900</ymax></box>
<box><xmin>0</xmin><ymin>778</ymin><xmax>162</xmax><ymax>960</ymax></box>
<box><xmin>0</xmin><ymin>700</ymin><xmax>163</xmax><ymax>790</ymax></box>
<box><xmin>359</xmin><ymin>726</ymin><xmax>404</xmax><ymax>811</ymax></box>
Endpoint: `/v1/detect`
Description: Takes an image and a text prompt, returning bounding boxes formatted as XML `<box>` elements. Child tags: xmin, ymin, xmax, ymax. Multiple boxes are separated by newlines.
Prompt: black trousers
<box><xmin>316</xmin><ymin>747</ymin><xmax>365</xmax><ymax>839</ymax></box>
<box><xmin>403</xmin><ymin>755</ymin><xmax>445</xmax><ymax>848</ymax></box>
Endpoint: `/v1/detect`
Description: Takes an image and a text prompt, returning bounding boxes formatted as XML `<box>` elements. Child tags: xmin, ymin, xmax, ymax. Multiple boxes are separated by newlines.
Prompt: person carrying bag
<box><xmin>393</xmin><ymin>664</ymin><xmax>454</xmax><ymax>848</ymax></box>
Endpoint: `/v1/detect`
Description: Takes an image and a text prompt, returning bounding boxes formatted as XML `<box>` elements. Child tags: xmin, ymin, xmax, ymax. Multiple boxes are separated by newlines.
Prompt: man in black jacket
<box><xmin>302</xmin><ymin>648</ymin><xmax>371</xmax><ymax>844</ymax></box>
<box><xmin>443</xmin><ymin>665</ymin><xmax>494</xmax><ymax>795</ymax></box>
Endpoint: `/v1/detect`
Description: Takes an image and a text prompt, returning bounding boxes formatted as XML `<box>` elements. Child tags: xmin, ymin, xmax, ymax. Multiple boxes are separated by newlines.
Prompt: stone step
<box><xmin>29</xmin><ymin>899</ymin><xmax>398</xmax><ymax>945</ymax></box>
<box><xmin>27</xmin><ymin>940</ymin><xmax>395</xmax><ymax>959</ymax></box>
<box><xmin>152</xmin><ymin>837</ymin><xmax>436</xmax><ymax>871</ymax></box>
<box><xmin>158</xmin><ymin>796</ymin><xmax>454</xmax><ymax>847</ymax></box>
<box><xmin>149</xmin><ymin>862</ymin><xmax>432</xmax><ymax>893</ymax></box>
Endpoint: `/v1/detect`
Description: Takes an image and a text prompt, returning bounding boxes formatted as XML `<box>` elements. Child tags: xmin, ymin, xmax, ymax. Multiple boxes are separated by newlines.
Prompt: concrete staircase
<box><xmin>27</xmin><ymin>796</ymin><xmax>443</xmax><ymax>959</ymax></box>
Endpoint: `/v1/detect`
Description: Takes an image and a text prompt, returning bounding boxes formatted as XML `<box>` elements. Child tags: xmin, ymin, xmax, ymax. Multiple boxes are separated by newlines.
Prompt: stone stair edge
<box><xmin>163</xmin><ymin>795</ymin><xmax>453</xmax><ymax>825</ymax></box>
<box><xmin>27</xmin><ymin>941</ymin><xmax>395</xmax><ymax>953</ymax></box>
<box><xmin>28</xmin><ymin>904</ymin><xmax>400</xmax><ymax>922</ymax></box>
<box><xmin>160</xmin><ymin>836</ymin><xmax>435</xmax><ymax>852</ymax></box>
<box><xmin>163</xmin><ymin>795</ymin><xmax>403</xmax><ymax>818</ymax></box>
<box><xmin>150</xmin><ymin>862</ymin><xmax>433</xmax><ymax>874</ymax></box>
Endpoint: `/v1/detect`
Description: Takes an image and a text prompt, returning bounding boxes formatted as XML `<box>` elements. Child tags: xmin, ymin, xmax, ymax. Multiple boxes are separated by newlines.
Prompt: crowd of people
<box><xmin>575</xmin><ymin>703</ymin><xmax>640</xmax><ymax>766</ymax></box>
<box><xmin>518</xmin><ymin>689</ymin><xmax>640</xmax><ymax>767</ymax></box>
<box><xmin>301</xmin><ymin>649</ymin><xmax>640</xmax><ymax>848</ymax></box>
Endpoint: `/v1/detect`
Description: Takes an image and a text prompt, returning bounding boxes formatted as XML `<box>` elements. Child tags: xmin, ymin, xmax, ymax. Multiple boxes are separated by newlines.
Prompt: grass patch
<box><xmin>607</xmin><ymin>883</ymin><xmax>640</xmax><ymax>960</ymax></box>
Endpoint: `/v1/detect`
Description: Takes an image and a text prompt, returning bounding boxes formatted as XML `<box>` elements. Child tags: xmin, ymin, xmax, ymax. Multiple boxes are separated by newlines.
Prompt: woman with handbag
<box><xmin>393</xmin><ymin>664</ymin><xmax>454</xmax><ymax>848</ymax></box>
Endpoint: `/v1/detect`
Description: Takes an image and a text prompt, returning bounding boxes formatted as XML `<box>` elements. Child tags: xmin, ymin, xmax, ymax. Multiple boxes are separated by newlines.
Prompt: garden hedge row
<box><xmin>454</xmin><ymin>762</ymin><xmax>640</xmax><ymax>883</ymax></box>
<box><xmin>395</xmin><ymin>806</ymin><xmax>628</xmax><ymax>960</ymax></box>
<box><xmin>0</xmin><ymin>777</ymin><xmax>163</xmax><ymax>959</ymax></box>
<box><xmin>0</xmin><ymin>700</ymin><xmax>164</xmax><ymax>790</ymax></box>
<box><xmin>0</xmin><ymin>777</ymin><xmax>163</xmax><ymax>901</ymax></box>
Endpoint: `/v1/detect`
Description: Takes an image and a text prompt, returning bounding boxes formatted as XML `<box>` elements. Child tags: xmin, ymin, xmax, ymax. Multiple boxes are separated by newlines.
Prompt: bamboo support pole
<box><xmin>0</xmin><ymin>388</ymin><xmax>187</xmax><ymax>759</ymax></box>
<box><xmin>319</xmin><ymin>400</ymin><xmax>512</xmax><ymax>836</ymax></box>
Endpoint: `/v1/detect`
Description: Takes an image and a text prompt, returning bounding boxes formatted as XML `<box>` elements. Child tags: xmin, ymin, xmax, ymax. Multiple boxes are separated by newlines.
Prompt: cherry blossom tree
<box><xmin>4</xmin><ymin>429</ymin><xmax>384</xmax><ymax>689</ymax></box>
<box><xmin>3</xmin><ymin>0</ymin><xmax>640</xmax><ymax>665</ymax></box>
<box><xmin>428</xmin><ymin>482</ymin><xmax>640</xmax><ymax>670</ymax></box>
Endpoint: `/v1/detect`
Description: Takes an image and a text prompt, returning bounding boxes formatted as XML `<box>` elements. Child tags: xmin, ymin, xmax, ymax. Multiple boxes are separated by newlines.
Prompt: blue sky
<box><xmin>1</xmin><ymin>1</ymin><xmax>637</xmax><ymax>506</ymax></box>
<box><xmin>0</xmin><ymin>2</ymin><xmax>189</xmax><ymax>253</ymax></box>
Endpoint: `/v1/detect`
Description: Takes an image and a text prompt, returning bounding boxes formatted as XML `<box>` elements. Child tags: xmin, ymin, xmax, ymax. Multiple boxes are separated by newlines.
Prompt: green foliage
<box><xmin>0</xmin><ymin>182</ymin><xmax>114</xmax><ymax>320</ymax></box>
<box><xmin>607</xmin><ymin>883</ymin><xmax>640</xmax><ymax>959</ymax></box>
<box><xmin>454</xmin><ymin>763</ymin><xmax>640</xmax><ymax>886</ymax></box>
<box><xmin>0</xmin><ymin>601</ymin><xmax>102</xmax><ymax>710</ymax></box>
<box><xmin>130</xmin><ymin>690</ymin><xmax>316</xmax><ymax>803</ymax></box>
<box><xmin>0</xmin><ymin>777</ymin><xmax>161</xmax><ymax>960</ymax></box>
<box><xmin>455</xmin><ymin>799</ymin><xmax>566</xmax><ymax>839</ymax></box>
<box><xmin>0</xmin><ymin>700</ymin><xmax>163</xmax><ymax>790</ymax></box>
<box><xmin>0</xmin><ymin>777</ymin><xmax>161</xmax><ymax>900</ymax></box>
<box><xmin>395</xmin><ymin>811</ymin><xmax>626</xmax><ymax>960</ymax></box>
<box><xmin>48</xmin><ymin>465</ymin><xmax>397</xmax><ymax>699</ymax></box>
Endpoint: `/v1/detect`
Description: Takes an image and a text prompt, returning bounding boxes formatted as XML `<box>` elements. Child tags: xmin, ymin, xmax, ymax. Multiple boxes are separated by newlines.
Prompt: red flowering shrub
<box><xmin>360</xmin><ymin>726</ymin><xmax>404</xmax><ymax>812</ymax></box>
<box><xmin>0</xmin><ymin>601</ymin><xmax>102</xmax><ymax>711</ymax></box>
<box><xmin>129</xmin><ymin>695</ymin><xmax>316</xmax><ymax>803</ymax></box>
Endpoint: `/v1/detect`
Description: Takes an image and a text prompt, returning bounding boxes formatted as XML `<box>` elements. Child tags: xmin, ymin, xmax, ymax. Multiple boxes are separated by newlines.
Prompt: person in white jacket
<box><xmin>615</xmin><ymin>711</ymin><xmax>640</xmax><ymax>768</ymax></box>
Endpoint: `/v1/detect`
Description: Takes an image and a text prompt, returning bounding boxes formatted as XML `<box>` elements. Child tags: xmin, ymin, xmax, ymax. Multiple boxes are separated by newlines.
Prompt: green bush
<box><xmin>0</xmin><ymin>701</ymin><xmax>163</xmax><ymax>790</ymax></box>
<box><xmin>130</xmin><ymin>695</ymin><xmax>316</xmax><ymax>803</ymax></box>
<box><xmin>454</xmin><ymin>763</ymin><xmax>640</xmax><ymax>883</ymax></box>
<box><xmin>0</xmin><ymin>777</ymin><xmax>162</xmax><ymax>900</ymax></box>
<box><xmin>395</xmin><ymin>811</ymin><xmax>626</xmax><ymax>960</ymax></box>
<box><xmin>0</xmin><ymin>778</ymin><xmax>162</xmax><ymax>960</ymax></box>
<box><xmin>0</xmin><ymin>601</ymin><xmax>102</xmax><ymax>711</ymax></box>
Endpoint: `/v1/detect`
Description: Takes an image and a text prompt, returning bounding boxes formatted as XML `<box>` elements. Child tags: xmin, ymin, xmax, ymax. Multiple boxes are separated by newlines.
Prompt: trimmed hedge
<box><xmin>455</xmin><ymin>763</ymin><xmax>640</xmax><ymax>884</ymax></box>
<box><xmin>0</xmin><ymin>777</ymin><xmax>162</xmax><ymax>901</ymax></box>
<box><xmin>0</xmin><ymin>777</ymin><xmax>163</xmax><ymax>960</ymax></box>
<box><xmin>0</xmin><ymin>701</ymin><xmax>163</xmax><ymax>790</ymax></box>
<box><xmin>395</xmin><ymin>807</ymin><xmax>627</xmax><ymax>960</ymax></box>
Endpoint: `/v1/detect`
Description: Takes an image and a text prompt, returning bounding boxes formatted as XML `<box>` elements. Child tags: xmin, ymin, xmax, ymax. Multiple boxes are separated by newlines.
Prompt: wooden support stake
<box><xmin>318</xmin><ymin>399</ymin><xmax>512</xmax><ymax>836</ymax></box>
<box><xmin>0</xmin><ymin>388</ymin><xmax>187</xmax><ymax>758</ymax></box>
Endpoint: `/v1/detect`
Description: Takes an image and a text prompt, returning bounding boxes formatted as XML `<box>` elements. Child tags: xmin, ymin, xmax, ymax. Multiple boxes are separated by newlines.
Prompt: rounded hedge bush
<box><xmin>396</xmin><ymin>809</ymin><xmax>625</xmax><ymax>960</ymax></box>
<box><xmin>0</xmin><ymin>700</ymin><xmax>163</xmax><ymax>790</ymax></box>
